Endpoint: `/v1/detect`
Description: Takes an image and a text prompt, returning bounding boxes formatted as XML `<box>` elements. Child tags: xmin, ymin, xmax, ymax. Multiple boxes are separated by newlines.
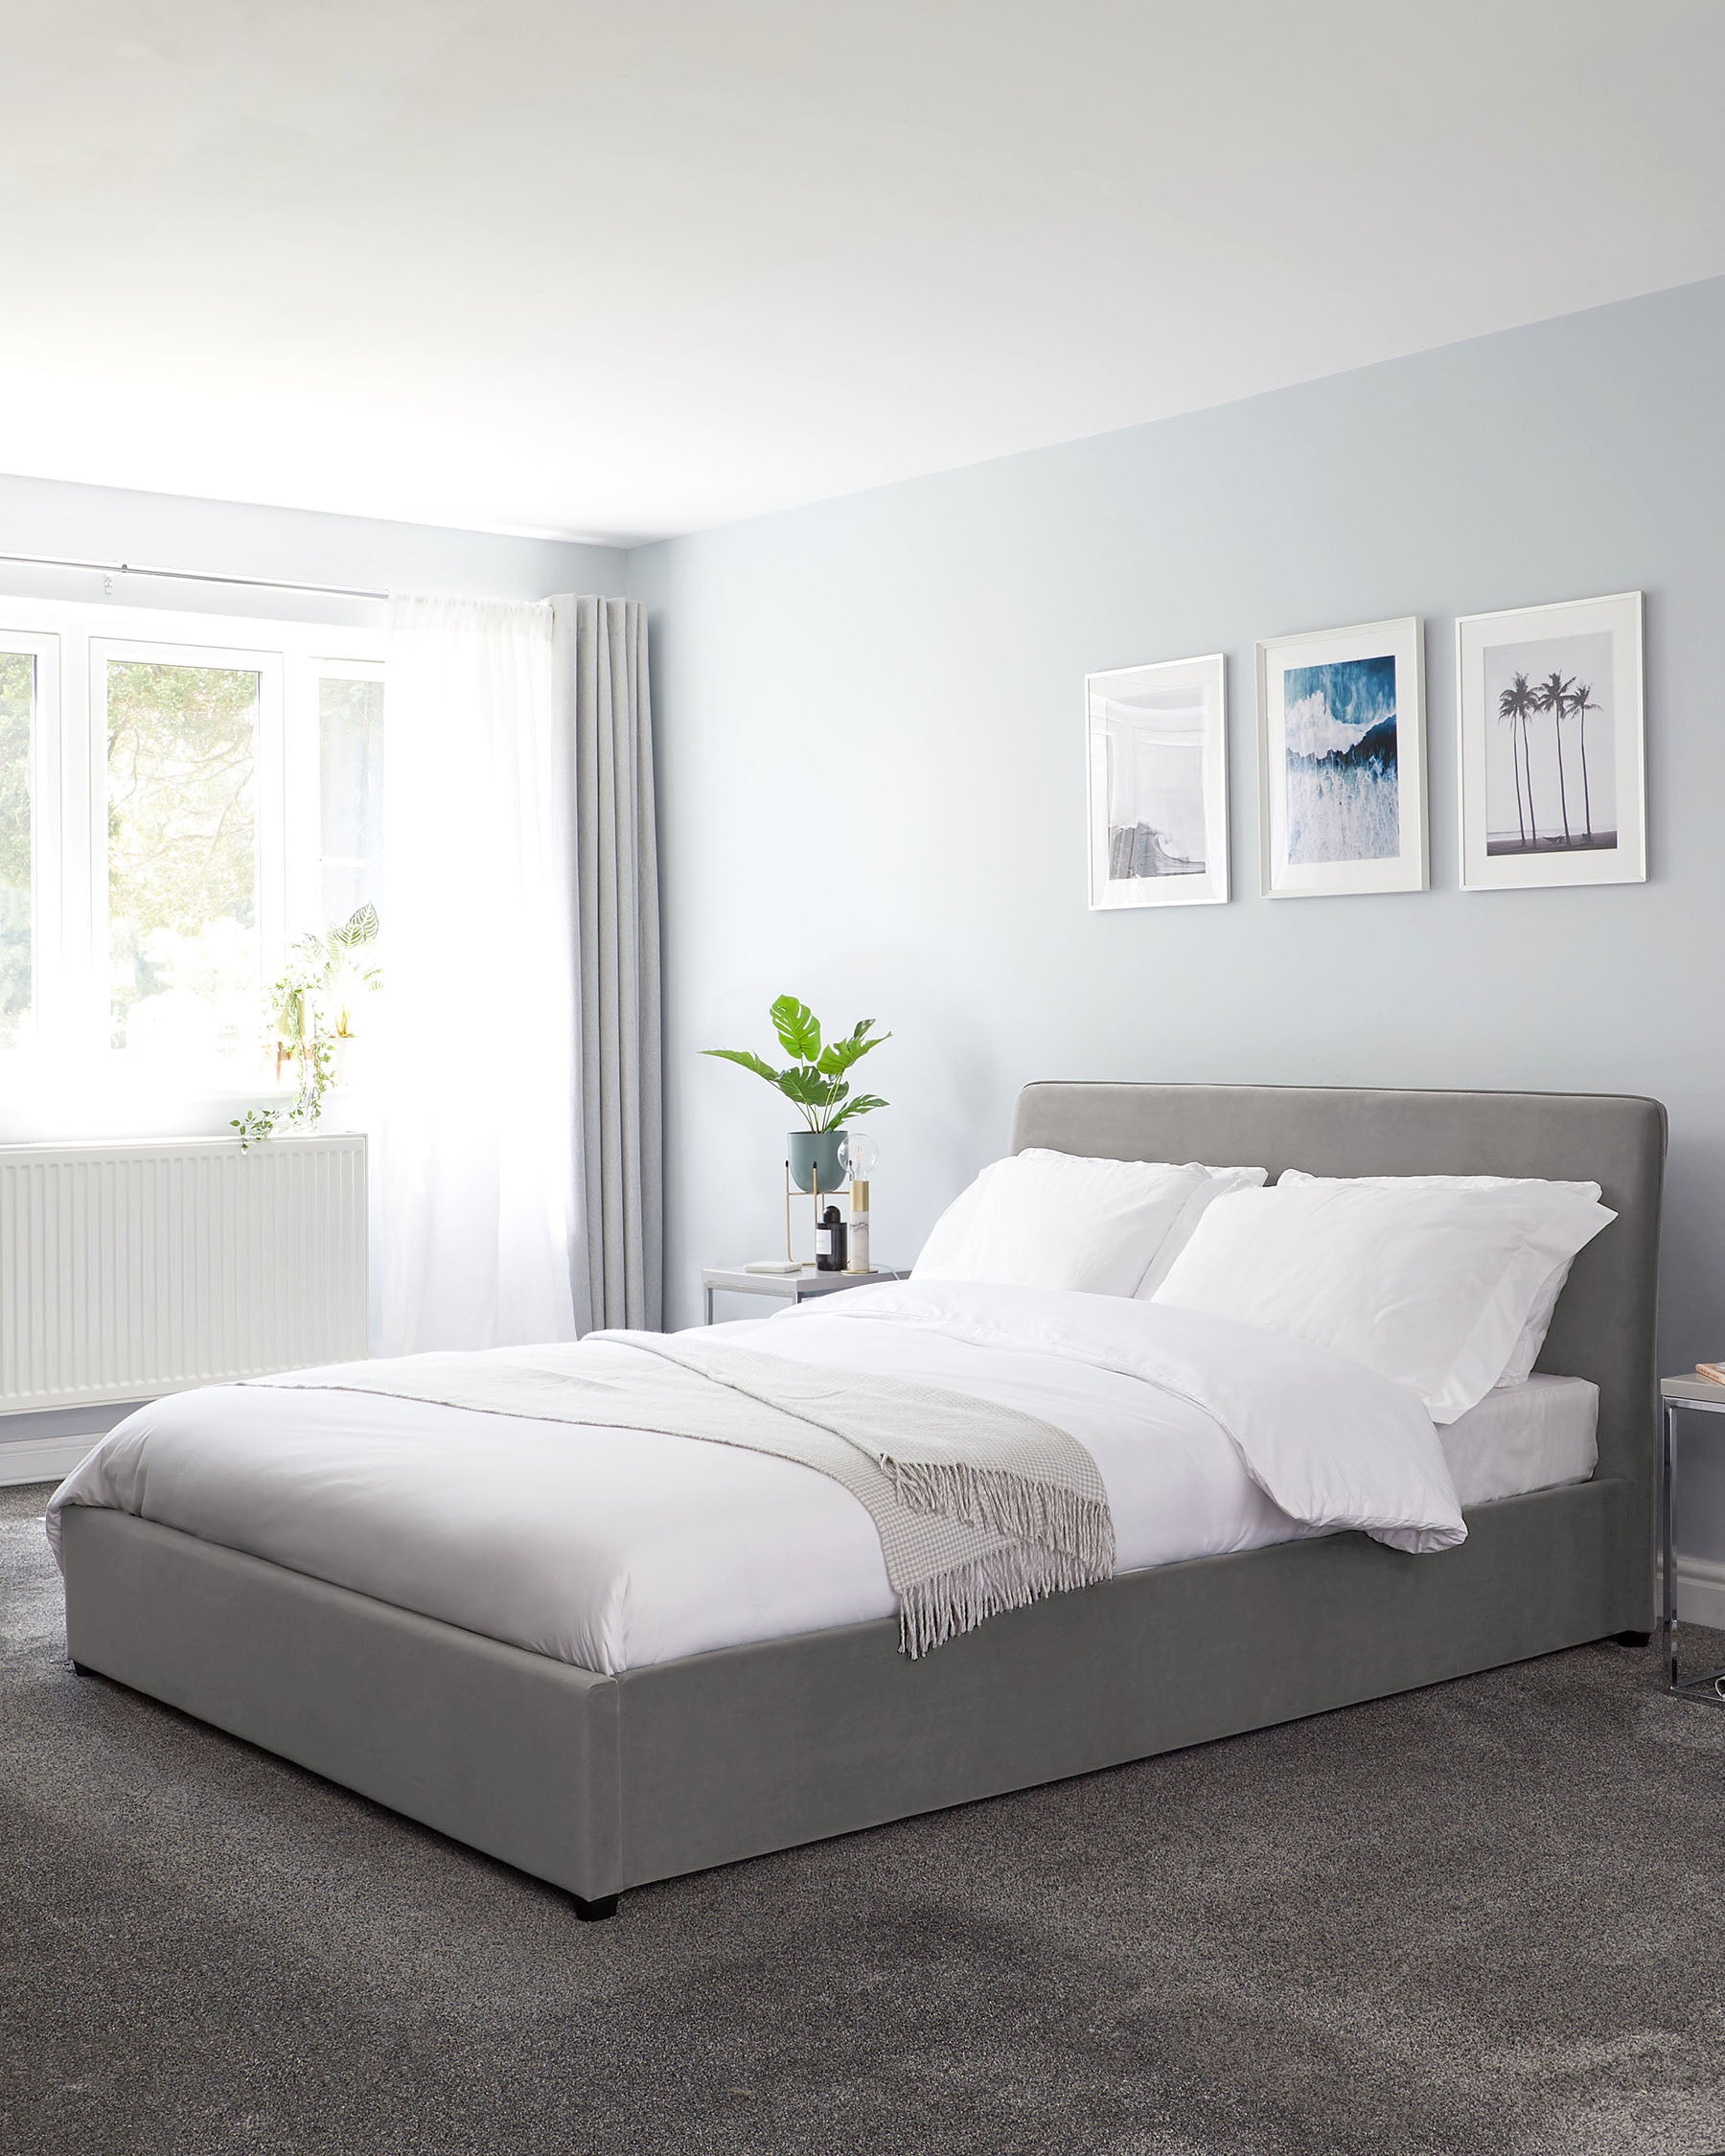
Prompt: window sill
<box><xmin>0</xmin><ymin>1075</ymin><xmax>301</xmax><ymax>1147</ymax></box>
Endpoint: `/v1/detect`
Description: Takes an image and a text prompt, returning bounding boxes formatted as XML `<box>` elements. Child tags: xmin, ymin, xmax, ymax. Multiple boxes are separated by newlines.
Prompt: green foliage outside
<box><xmin>704</xmin><ymin>994</ymin><xmax>888</xmax><ymax>1133</ymax></box>
<box><xmin>4</xmin><ymin>658</ymin><xmax>386</xmax><ymax>1078</ymax></box>
<box><xmin>107</xmin><ymin>660</ymin><xmax>258</xmax><ymax>1053</ymax></box>
<box><xmin>318</xmin><ymin>676</ymin><xmax>385</xmax><ymax>924</ymax></box>
<box><xmin>0</xmin><ymin>654</ymin><xmax>30</xmax><ymax>1047</ymax></box>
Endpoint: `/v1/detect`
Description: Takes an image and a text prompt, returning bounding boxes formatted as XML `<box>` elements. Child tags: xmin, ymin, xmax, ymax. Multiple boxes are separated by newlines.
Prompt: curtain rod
<box><xmin>0</xmin><ymin>550</ymin><xmax>388</xmax><ymax>602</ymax></box>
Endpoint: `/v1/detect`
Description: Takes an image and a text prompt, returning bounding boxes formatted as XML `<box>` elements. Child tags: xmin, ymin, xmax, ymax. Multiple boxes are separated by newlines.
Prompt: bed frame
<box><xmin>60</xmin><ymin>1083</ymin><xmax>1665</xmax><ymax>1918</ymax></box>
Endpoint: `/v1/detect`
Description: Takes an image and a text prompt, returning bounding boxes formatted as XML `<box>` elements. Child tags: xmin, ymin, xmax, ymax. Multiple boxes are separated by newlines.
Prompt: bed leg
<box><xmin>71</xmin><ymin>1661</ymin><xmax>93</xmax><ymax>1676</ymax></box>
<box><xmin>571</xmin><ymin>1892</ymin><xmax>619</xmax><ymax>1922</ymax></box>
<box><xmin>1612</xmin><ymin>1629</ymin><xmax>1651</xmax><ymax>1646</ymax></box>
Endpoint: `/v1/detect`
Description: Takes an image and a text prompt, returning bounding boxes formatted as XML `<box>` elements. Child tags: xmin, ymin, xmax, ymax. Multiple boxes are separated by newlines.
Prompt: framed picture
<box><xmin>1457</xmin><ymin>590</ymin><xmax>1644</xmax><ymax>891</ymax></box>
<box><xmin>1256</xmin><ymin>616</ymin><xmax>1427</xmax><ymax>898</ymax></box>
<box><xmin>1086</xmin><ymin>652</ymin><xmax>1228</xmax><ymax>909</ymax></box>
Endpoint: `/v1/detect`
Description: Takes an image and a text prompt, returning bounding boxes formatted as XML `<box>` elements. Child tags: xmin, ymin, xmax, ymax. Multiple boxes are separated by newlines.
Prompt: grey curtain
<box><xmin>554</xmin><ymin>596</ymin><xmax>662</xmax><ymax>1333</ymax></box>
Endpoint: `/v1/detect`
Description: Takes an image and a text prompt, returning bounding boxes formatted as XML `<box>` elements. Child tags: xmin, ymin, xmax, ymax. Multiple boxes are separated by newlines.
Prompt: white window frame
<box><xmin>0</xmin><ymin>629</ymin><xmax>62</xmax><ymax>1048</ymax></box>
<box><xmin>0</xmin><ymin>593</ymin><xmax>384</xmax><ymax>1107</ymax></box>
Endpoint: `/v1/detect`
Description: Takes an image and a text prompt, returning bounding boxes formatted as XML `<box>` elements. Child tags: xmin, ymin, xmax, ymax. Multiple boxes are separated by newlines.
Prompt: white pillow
<box><xmin>911</xmin><ymin>1151</ymin><xmax>1256</xmax><ymax>1298</ymax></box>
<box><xmin>1151</xmin><ymin>1174</ymin><xmax>1616</xmax><ymax>1422</ymax></box>
<box><xmin>1496</xmin><ymin>1259</ymin><xmax>1577</xmax><ymax>1388</ymax></box>
<box><xmin>1278</xmin><ymin>1173</ymin><xmax>1604</xmax><ymax>1388</ymax></box>
<box><xmin>1133</xmin><ymin>1165</ymin><xmax>1271</xmax><ymax>1298</ymax></box>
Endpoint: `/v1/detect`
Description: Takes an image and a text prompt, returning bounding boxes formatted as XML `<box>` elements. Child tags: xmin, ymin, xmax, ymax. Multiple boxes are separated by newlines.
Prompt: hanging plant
<box><xmin>232</xmin><ymin>906</ymin><xmax>380</xmax><ymax>1146</ymax></box>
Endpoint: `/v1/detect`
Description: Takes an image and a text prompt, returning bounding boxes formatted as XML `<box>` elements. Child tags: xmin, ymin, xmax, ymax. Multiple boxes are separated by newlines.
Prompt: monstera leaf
<box><xmin>770</xmin><ymin>995</ymin><xmax>821</xmax><ymax>1061</ymax></box>
<box><xmin>775</xmin><ymin>1065</ymin><xmax>846</xmax><ymax>1112</ymax></box>
<box><xmin>816</xmin><ymin>1019</ymin><xmax>888</xmax><ymax>1078</ymax></box>
<box><xmin>704</xmin><ymin>996</ymin><xmax>889</xmax><ymax>1132</ymax></box>
<box><xmin>827</xmin><ymin>1093</ymin><xmax>888</xmax><ymax>1128</ymax></box>
<box><xmin>702</xmin><ymin>1047</ymin><xmax>781</xmax><ymax>1085</ymax></box>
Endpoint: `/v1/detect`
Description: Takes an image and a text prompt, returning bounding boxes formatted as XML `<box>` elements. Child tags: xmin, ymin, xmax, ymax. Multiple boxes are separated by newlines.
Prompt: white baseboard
<box><xmin>1669</xmin><ymin>1553</ymin><xmax>1725</xmax><ymax>1630</ymax></box>
<box><xmin>0</xmin><ymin>1433</ymin><xmax>109</xmax><ymax>1486</ymax></box>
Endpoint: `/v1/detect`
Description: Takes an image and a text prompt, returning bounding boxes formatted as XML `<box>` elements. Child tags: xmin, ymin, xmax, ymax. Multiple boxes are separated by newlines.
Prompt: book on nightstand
<box><xmin>1696</xmin><ymin>1363</ymin><xmax>1725</xmax><ymax>1386</ymax></box>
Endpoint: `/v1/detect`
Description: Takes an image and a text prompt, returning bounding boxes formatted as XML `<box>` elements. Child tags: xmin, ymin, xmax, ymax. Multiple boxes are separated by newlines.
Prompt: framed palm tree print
<box><xmin>1457</xmin><ymin>591</ymin><xmax>1645</xmax><ymax>890</ymax></box>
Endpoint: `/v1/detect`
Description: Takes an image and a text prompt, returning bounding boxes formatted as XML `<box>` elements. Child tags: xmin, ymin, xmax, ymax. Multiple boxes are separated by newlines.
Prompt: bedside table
<box><xmin>702</xmin><ymin>1265</ymin><xmax>903</xmax><ymax>1324</ymax></box>
<box><xmin>1661</xmin><ymin>1376</ymin><xmax>1725</xmax><ymax>1701</ymax></box>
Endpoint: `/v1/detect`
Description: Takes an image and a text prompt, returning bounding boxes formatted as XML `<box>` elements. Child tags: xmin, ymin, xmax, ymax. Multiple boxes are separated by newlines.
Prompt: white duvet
<box><xmin>50</xmin><ymin>1280</ymin><xmax>1471</xmax><ymax>1675</ymax></box>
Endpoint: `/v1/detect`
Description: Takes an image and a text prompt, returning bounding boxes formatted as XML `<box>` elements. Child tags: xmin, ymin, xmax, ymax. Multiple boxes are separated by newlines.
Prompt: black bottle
<box><xmin>815</xmin><ymin>1204</ymin><xmax>847</xmax><ymax>1273</ymax></box>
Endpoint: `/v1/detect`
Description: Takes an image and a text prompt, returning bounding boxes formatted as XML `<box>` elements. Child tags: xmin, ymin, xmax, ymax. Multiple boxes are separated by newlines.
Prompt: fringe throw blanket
<box><xmin>254</xmin><ymin>1333</ymin><xmax>1116</xmax><ymax>1657</ymax></box>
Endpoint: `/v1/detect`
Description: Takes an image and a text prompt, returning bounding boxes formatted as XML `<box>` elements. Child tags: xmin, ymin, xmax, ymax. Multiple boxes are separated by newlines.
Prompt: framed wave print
<box><xmin>1256</xmin><ymin>616</ymin><xmax>1427</xmax><ymax>898</ymax></box>
<box><xmin>1086</xmin><ymin>652</ymin><xmax>1229</xmax><ymax>909</ymax></box>
<box><xmin>1457</xmin><ymin>590</ymin><xmax>1645</xmax><ymax>891</ymax></box>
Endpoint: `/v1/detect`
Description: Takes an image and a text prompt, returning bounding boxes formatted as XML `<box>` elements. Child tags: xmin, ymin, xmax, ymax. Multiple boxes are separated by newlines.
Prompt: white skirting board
<box><xmin>1665</xmin><ymin>1552</ymin><xmax>1725</xmax><ymax>1631</ymax></box>
<box><xmin>0</xmin><ymin>1431</ymin><xmax>113</xmax><ymax>1486</ymax></box>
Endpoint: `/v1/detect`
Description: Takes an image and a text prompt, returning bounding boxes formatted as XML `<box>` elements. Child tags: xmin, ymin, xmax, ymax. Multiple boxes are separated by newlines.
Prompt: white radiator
<box><xmin>0</xmin><ymin>1134</ymin><xmax>369</xmax><ymax>1413</ymax></box>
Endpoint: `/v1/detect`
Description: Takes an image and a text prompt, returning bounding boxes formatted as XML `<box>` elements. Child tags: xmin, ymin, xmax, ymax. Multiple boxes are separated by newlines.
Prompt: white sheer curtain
<box><xmin>378</xmin><ymin>597</ymin><xmax>578</xmax><ymax>1353</ymax></box>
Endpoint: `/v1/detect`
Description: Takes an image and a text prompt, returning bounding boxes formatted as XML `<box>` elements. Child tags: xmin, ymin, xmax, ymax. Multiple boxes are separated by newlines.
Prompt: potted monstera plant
<box><xmin>703</xmin><ymin>995</ymin><xmax>888</xmax><ymax>1192</ymax></box>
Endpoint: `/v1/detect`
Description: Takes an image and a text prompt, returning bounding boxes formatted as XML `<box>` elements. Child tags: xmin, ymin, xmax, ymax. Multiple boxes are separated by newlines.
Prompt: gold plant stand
<box><xmin>785</xmin><ymin>1160</ymin><xmax>851</xmax><ymax>1264</ymax></box>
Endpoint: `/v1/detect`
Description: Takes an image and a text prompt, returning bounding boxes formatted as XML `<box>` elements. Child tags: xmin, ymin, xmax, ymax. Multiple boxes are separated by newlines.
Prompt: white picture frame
<box><xmin>1256</xmin><ymin>615</ymin><xmax>1427</xmax><ymax>899</ymax></box>
<box><xmin>1456</xmin><ymin>590</ymin><xmax>1645</xmax><ymax>891</ymax></box>
<box><xmin>1086</xmin><ymin>652</ymin><xmax>1229</xmax><ymax>909</ymax></box>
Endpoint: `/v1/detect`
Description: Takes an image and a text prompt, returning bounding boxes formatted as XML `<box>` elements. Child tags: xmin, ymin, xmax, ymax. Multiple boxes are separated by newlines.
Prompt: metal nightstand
<box><xmin>702</xmin><ymin>1265</ymin><xmax>904</xmax><ymax>1325</ymax></box>
<box><xmin>1661</xmin><ymin>1376</ymin><xmax>1725</xmax><ymax>1701</ymax></box>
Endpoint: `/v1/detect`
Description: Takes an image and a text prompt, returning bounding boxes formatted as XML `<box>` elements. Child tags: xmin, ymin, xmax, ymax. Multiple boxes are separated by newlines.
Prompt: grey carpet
<box><xmin>5</xmin><ymin>1480</ymin><xmax>1725</xmax><ymax>2156</ymax></box>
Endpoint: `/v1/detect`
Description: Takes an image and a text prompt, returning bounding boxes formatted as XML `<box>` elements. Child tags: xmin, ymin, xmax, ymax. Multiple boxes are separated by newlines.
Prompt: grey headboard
<box><xmin>1011</xmin><ymin>1082</ymin><xmax>1666</xmax><ymax>1503</ymax></box>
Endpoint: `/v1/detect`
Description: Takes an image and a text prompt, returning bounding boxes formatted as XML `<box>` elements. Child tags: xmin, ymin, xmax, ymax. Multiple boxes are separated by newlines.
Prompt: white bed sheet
<box><xmin>1440</xmin><ymin>1372</ymin><xmax>1597</xmax><ymax>1506</ymax></box>
<box><xmin>49</xmin><ymin>1302</ymin><xmax>1595</xmax><ymax>1678</ymax></box>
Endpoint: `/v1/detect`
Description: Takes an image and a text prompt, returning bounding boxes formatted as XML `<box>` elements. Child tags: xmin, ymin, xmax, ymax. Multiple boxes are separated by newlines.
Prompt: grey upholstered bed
<box><xmin>59</xmin><ymin>1082</ymin><xmax>1665</xmax><ymax>1918</ymax></box>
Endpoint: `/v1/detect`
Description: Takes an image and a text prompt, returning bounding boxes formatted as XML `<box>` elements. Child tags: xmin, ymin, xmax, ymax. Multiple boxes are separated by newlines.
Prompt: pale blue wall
<box><xmin>631</xmin><ymin>274</ymin><xmax>1725</xmax><ymax>1568</ymax></box>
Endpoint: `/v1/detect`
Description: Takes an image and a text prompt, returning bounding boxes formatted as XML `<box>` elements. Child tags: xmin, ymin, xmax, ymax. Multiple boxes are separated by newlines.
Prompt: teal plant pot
<box><xmin>788</xmin><ymin>1129</ymin><xmax>846</xmax><ymax>1195</ymax></box>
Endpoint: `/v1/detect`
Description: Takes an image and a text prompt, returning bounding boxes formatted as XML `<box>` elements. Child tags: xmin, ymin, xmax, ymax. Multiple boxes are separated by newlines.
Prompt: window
<box><xmin>0</xmin><ymin>596</ymin><xmax>383</xmax><ymax>1095</ymax></box>
<box><xmin>318</xmin><ymin>670</ymin><xmax>384</xmax><ymax>922</ymax></box>
<box><xmin>105</xmin><ymin>654</ymin><xmax>264</xmax><ymax>1058</ymax></box>
<box><xmin>0</xmin><ymin>648</ymin><xmax>34</xmax><ymax>1048</ymax></box>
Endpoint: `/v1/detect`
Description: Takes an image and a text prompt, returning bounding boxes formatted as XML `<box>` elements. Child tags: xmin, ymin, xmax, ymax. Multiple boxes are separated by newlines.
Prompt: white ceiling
<box><xmin>6</xmin><ymin>1</ymin><xmax>1724</xmax><ymax>545</ymax></box>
